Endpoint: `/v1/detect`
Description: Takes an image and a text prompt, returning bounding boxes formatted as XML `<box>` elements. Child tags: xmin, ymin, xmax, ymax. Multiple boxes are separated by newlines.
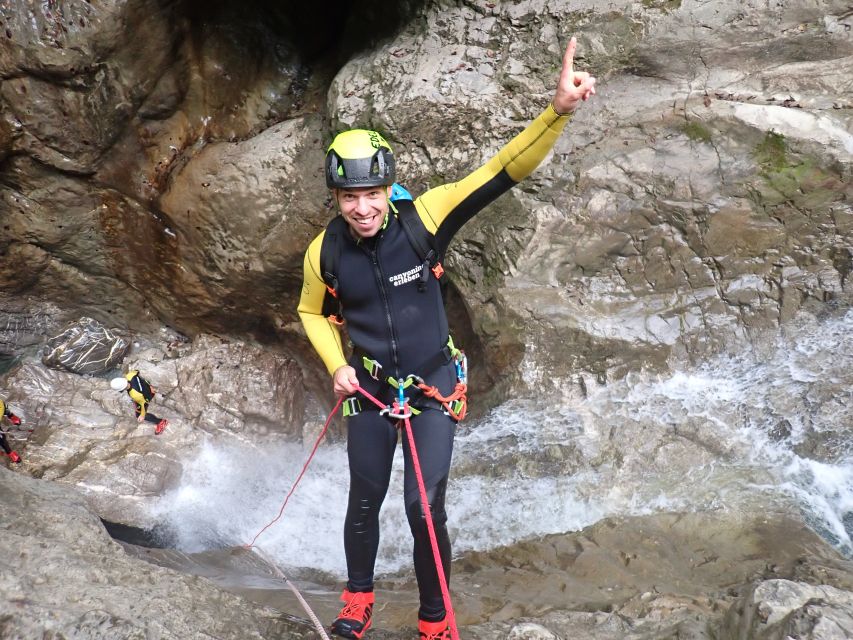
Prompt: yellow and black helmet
<box><xmin>325</xmin><ymin>129</ymin><xmax>395</xmax><ymax>189</ymax></box>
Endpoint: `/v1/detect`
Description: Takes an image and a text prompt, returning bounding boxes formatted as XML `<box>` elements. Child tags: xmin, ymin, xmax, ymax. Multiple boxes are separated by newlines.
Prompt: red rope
<box><xmin>246</xmin><ymin>385</ymin><xmax>461</xmax><ymax>638</ymax></box>
<box><xmin>355</xmin><ymin>384</ymin><xmax>460</xmax><ymax>640</ymax></box>
<box><xmin>400</xmin><ymin>412</ymin><xmax>460</xmax><ymax>640</ymax></box>
<box><xmin>355</xmin><ymin>385</ymin><xmax>386</xmax><ymax>410</ymax></box>
<box><xmin>244</xmin><ymin>395</ymin><xmax>344</xmax><ymax>549</ymax></box>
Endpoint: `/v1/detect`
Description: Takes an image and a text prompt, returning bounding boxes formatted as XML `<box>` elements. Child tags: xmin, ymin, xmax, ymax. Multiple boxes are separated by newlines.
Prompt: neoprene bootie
<box><xmin>330</xmin><ymin>589</ymin><xmax>374</xmax><ymax>639</ymax></box>
<box><xmin>418</xmin><ymin>618</ymin><xmax>450</xmax><ymax>640</ymax></box>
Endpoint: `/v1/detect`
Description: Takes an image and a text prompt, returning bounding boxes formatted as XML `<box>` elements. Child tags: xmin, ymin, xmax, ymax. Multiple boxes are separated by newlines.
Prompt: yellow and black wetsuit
<box><xmin>125</xmin><ymin>370</ymin><xmax>161</xmax><ymax>425</ymax></box>
<box><xmin>297</xmin><ymin>105</ymin><xmax>571</xmax><ymax>622</ymax></box>
<box><xmin>0</xmin><ymin>398</ymin><xmax>21</xmax><ymax>457</ymax></box>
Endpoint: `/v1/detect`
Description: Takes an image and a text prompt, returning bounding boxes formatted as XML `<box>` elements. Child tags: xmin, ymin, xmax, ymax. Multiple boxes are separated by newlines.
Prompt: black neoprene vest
<box><xmin>332</xmin><ymin>209</ymin><xmax>455</xmax><ymax>398</ymax></box>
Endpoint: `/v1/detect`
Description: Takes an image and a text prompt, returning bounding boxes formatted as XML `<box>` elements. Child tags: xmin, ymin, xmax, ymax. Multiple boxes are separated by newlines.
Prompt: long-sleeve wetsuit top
<box><xmin>125</xmin><ymin>371</ymin><xmax>154</xmax><ymax>418</ymax></box>
<box><xmin>298</xmin><ymin>104</ymin><xmax>571</xmax><ymax>390</ymax></box>
<box><xmin>0</xmin><ymin>399</ymin><xmax>15</xmax><ymax>453</ymax></box>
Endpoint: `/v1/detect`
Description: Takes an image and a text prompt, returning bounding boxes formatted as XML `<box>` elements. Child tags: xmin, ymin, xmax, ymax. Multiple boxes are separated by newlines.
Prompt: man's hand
<box><xmin>333</xmin><ymin>365</ymin><xmax>360</xmax><ymax>397</ymax></box>
<box><xmin>552</xmin><ymin>36</ymin><xmax>596</xmax><ymax>115</ymax></box>
<box><xmin>137</xmin><ymin>414</ymin><xmax>145</xmax><ymax>423</ymax></box>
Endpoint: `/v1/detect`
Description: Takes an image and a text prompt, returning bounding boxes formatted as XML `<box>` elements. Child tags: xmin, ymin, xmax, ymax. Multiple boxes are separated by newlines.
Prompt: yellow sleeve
<box><xmin>128</xmin><ymin>389</ymin><xmax>146</xmax><ymax>415</ymax></box>
<box><xmin>415</xmin><ymin>104</ymin><xmax>572</xmax><ymax>233</ymax></box>
<box><xmin>297</xmin><ymin>232</ymin><xmax>348</xmax><ymax>376</ymax></box>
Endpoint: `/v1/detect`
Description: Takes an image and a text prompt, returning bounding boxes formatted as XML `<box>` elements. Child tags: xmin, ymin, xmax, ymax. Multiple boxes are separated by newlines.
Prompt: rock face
<box><xmin>0</xmin><ymin>465</ymin><xmax>316</xmax><ymax>639</ymax></box>
<box><xmin>2</xmin><ymin>0</ymin><xmax>851</xmax><ymax>408</ymax></box>
<box><xmin>0</xmin><ymin>0</ymin><xmax>414</xmax><ymax>346</ymax></box>
<box><xmin>724</xmin><ymin>580</ymin><xmax>853</xmax><ymax>640</ymax></box>
<box><xmin>1</xmin><ymin>1</ymin><xmax>852</xmax><ymax>638</ymax></box>
<box><xmin>41</xmin><ymin>316</ymin><xmax>129</xmax><ymax>374</ymax></box>
<box><xmin>3</xmin><ymin>333</ymin><xmax>305</xmax><ymax>527</ymax></box>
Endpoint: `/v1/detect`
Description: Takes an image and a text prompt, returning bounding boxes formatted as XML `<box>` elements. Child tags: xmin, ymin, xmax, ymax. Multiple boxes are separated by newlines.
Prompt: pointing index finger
<box><xmin>561</xmin><ymin>36</ymin><xmax>577</xmax><ymax>83</ymax></box>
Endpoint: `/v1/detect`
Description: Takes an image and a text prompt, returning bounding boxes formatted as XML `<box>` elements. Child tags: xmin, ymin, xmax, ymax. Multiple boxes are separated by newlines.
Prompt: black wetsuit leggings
<box><xmin>0</xmin><ymin>431</ymin><xmax>11</xmax><ymax>455</ymax></box>
<box><xmin>134</xmin><ymin>403</ymin><xmax>161</xmax><ymax>424</ymax></box>
<box><xmin>344</xmin><ymin>407</ymin><xmax>455</xmax><ymax>623</ymax></box>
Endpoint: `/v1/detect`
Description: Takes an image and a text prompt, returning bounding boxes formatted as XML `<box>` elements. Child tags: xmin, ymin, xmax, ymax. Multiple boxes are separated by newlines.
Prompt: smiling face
<box><xmin>336</xmin><ymin>185</ymin><xmax>392</xmax><ymax>239</ymax></box>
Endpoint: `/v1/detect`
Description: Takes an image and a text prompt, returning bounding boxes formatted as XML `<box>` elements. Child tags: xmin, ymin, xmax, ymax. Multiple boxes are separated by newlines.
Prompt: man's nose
<box><xmin>354</xmin><ymin>196</ymin><xmax>372</xmax><ymax>213</ymax></box>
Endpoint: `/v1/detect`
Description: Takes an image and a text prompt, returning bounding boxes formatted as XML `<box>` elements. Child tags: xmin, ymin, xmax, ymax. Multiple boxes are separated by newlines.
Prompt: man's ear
<box><xmin>386</xmin><ymin>185</ymin><xmax>393</xmax><ymax>198</ymax></box>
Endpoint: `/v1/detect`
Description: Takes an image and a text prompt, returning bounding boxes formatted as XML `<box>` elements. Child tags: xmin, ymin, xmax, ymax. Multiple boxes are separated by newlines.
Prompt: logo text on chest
<box><xmin>388</xmin><ymin>265</ymin><xmax>424</xmax><ymax>287</ymax></box>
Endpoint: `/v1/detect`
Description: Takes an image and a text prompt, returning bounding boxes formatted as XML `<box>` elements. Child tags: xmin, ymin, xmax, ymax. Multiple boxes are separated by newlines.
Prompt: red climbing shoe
<box><xmin>418</xmin><ymin>618</ymin><xmax>450</xmax><ymax>640</ymax></box>
<box><xmin>154</xmin><ymin>419</ymin><xmax>169</xmax><ymax>435</ymax></box>
<box><xmin>9</xmin><ymin>414</ymin><xmax>21</xmax><ymax>426</ymax></box>
<box><xmin>330</xmin><ymin>589</ymin><xmax>374</xmax><ymax>638</ymax></box>
<box><xmin>8</xmin><ymin>451</ymin><xmax>21</xmax><ymax>464</ymax></box>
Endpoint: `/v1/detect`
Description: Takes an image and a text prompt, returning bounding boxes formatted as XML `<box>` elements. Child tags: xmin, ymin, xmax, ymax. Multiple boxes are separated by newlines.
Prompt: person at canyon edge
<box><xmin>0</xmin><ymin>397</ymin><xmax>23</xmax><ymax>463</ymax></box>
<box><xmin>297</xmin><ymin>37</ymin><xmax>596</xmax><ymax>639</ymax></box>
<box><xmin>110</xmin><ymin>370</ymin><xmax>169</xmax><ymax>435</ymax></box>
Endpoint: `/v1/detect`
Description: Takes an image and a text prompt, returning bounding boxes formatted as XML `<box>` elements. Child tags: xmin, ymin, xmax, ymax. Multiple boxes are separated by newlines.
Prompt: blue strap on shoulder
<box><xmin>390</xmin><ymin>182</ymin><xmax>412</xmax><ymax>201</ymax></box>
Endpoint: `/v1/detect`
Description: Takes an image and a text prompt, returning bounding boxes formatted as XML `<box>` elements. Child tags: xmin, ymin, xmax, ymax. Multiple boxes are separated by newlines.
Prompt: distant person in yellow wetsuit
<box><xmin>110</xmin><ymin>371</ymin><xmax>169</xmax><ymax>435</ymax></box>
<box><xmin>298</xmin><ymin>37</ymin><xmax>595</xmax><ymax>640</ymax></box>
<box><xmin>0</xmin><ymin>397</ymin><xmax>23</xmax><ymax>463</ymax></box>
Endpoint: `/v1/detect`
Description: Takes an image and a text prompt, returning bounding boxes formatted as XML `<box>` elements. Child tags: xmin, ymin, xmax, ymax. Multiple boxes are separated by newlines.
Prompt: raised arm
<box><xmin>414</xmin><ymin>36</ymin><xmax>596</xmax><ymax>241</ymax></box>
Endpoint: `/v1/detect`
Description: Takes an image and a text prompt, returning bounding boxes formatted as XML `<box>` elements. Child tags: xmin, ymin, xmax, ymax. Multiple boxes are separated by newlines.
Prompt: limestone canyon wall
<box><xmin>1</xmin><ymin>0</ymin><xmax>850</xmax><ymax>406</ymax></box>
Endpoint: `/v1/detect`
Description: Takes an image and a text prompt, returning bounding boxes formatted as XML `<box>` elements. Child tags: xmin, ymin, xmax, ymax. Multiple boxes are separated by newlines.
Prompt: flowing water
<box><xmin>149</xmin><ymin>308</ymin><xmax>853</xmax><ymax>582</ymax></box>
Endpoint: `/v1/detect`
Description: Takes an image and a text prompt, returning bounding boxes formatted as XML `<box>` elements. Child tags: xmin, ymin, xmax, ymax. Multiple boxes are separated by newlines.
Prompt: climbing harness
<box><xmin>353</xmin><ymin>337</ymin><xmax>468</xmax><ymax>421</ymax></box>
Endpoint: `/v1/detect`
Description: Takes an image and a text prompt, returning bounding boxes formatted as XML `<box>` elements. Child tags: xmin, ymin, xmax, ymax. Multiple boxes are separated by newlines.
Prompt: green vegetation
<box><xmin>750</xmin><ymin>130</ymin><xmax>842</xmax><ymax>210</ymax></box>
<box><xmin>681</xmin><ymin>120</ymin><xmax>712</xmax><ymax>144</ymax></box>
<box><xmin>754</xmin><ymin>130</ymin><xmax>788</xmax><ymax>172</ymax></box>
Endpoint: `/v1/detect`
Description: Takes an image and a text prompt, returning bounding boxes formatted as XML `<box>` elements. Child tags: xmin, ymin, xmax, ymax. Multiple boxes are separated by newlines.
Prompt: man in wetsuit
<box><xmin>0</xmin><ymin>397</ymin><xmax>23</xmax><ymax>463</ymax></box>
<box><xmin>110</xmin><ymin>371</ymin><xmax>169</xmax><ymax>435</ymax></box>
<box><xmin>298</xmin><ymin>38</ymin><xmax>595</xmax><ymax>639</ymax></box>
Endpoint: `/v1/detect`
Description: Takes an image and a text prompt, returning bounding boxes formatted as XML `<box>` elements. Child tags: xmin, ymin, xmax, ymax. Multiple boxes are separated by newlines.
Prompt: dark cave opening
<box><xmin>179</xmin><ymin>0</ymin><xmax>428</xmax><ymax>66</ymax></box>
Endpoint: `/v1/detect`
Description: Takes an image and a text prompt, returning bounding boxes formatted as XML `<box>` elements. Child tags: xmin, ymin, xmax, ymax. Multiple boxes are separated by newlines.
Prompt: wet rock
<box><xmin>309</xmin><ymin>508</ymin><xmax>852</xmax><ymax>639</ymax></box>
<box><xmin>0</xmin><ymin>294</ymin><xmax>65</xmax><ymax>359</ymax></box>
<box><xmin>0</xmin><ymin>0</ymin><xmax>850</xmax><ymax>403</ymax></box>
<box><xmin>768</xmin><ymin>418</ymin><xmax>793</xmax><ymax>442</ymax></box>
<box><xmin>507</xmin><ymin>622</ymin><xmax>563</xmax><ymax>639</ymax></box>
<box><xmin>724</xmin><ymin>579</ymin><xmax>853</xmax><ymax>640</ymax></box>
<box><xmin>0</xmin><ymin>0</ymin><xmax>178</xmax><ymax>173</ymax></box>
<box><xmin>5</xmin><ymin>333</ymin><xmax>305</xmax><ymax>527</ymax></box>
<box><xmin>41</xmin><ymin>316</ymin><xmax>129</xmax><ymax>374</ymax></box>
<box><xmin>155</xmin><ymin>113</ymin><xmax>328</xmax><ymax>338</ymax></box>
<box><xmin>794</xmin><ymin>429</ymin><xmax>852</xmax><ymax>465</ymax></box>
<box><xmin>0</xmin><ymin>465</ymin><xmax>316</xmax><ymax>639</ymax></box>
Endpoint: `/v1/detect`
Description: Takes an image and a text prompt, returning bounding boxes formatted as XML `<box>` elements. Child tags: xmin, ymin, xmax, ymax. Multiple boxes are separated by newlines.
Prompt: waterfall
<box><xmin>151</xmin><ymin>309</ymin><xmax>853</xmax><ymax>575</ymax></box>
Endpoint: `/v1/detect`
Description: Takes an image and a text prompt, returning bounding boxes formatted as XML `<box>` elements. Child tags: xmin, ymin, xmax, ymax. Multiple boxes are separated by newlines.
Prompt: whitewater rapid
<box><xmin>151</xmin><ymin>308</ymin><xmax>853</xmax><ymax>576</ymax></box>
